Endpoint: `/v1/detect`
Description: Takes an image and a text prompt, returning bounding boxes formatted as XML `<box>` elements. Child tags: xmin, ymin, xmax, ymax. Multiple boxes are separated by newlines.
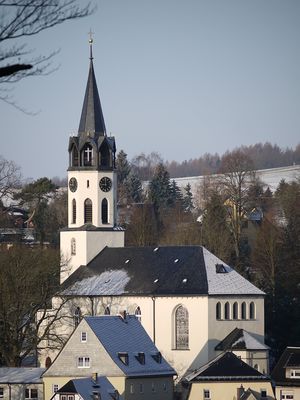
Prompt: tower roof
<box><xmin>78</xmin><ymin>42</ymin><xmax>106</xmax><ymax>137</ymax></box>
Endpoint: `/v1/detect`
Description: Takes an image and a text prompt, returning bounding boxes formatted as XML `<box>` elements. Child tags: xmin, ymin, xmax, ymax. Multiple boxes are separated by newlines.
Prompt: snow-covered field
<box><xmin>173</xmin><ymin>164</ymin><xmax>300</xmax><ymax>195</ymax></box>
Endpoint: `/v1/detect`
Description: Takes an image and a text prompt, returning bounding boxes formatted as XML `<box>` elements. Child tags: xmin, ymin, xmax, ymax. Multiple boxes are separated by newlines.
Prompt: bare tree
<box><xmin>0</xmin><ymin>0</ymin><xmax>94</xmax><ymax>107</ymax></box>
<box><xmin>0</xmin><ymin>245</ymin><xmax>72</xmax><ymax>366</ymax></box>
<box><xmin>218</xmin><ymin>150</ymin><xmax>256</xmax><ymax>264</ymax></box>
<box><xmin>0</xmin><ymin>155</ymin><xmax>21</xmax><ymax>204</ymax></box>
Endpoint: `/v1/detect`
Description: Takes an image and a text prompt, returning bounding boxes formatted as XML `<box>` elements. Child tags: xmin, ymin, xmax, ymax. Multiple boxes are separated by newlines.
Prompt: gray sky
<box><xmin>1</xmin><ymin>0</ymin><xmax>300</xmax><ymax>180</ymax></box>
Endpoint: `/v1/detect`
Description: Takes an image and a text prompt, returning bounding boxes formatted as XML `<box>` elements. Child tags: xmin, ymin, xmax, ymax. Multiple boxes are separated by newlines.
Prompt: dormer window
<box><xmin>99</xmin><ymin>141</ymin><xmax>111</xmax><ymax>168</ymax></box>
<box><xmin>118</xmin><ymin>352</ymin><xmax>129</xmax><ymax>365</ymax></box>
<box><xmin>151</xmin><ymin>352</ymin><xmax>162</xmax><ymax>364</ymax></box>
<box><xmin>135</xmin><ymin>352</ymin><xmax>145</xmax><ymax>364</ymax></box>
<box><xmin>216</xmin><ymin>264</ymin><xmax>227</xmax><ymax>273</ymax></box>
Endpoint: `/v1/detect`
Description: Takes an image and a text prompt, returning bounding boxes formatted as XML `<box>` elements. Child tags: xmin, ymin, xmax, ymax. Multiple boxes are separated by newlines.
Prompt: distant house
<box><xmin>182</xmin><ymin>352</ymin><xmax>275</xmax><ymax>400</ymax></box>
<box><xmin>271</xmin><ymin>347</ymin><xmax>300</xmax><ymax>400</ymax></box>
<box><xmin>0</xmin><ymin>367</ymin><xmax>45</xmax><ymax>400</ymax></box>
<box><xmin>215</xmin><ymin>327</ymin><xmax>269</xmax><ymax>373</ymax></box>
<box><xmin>42</xmin><ymin>315</ymin><xmax>176</xmax><ymax>400</ymax></box>
<box><xmin>50</xmin><ymin>375</ymin><xmax>123</xmax><ymax>400</ymax></box>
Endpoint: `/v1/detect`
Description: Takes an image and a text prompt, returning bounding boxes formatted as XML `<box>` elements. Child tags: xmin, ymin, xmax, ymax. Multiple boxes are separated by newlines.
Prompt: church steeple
<box><xmin>78</xmin><ymin>37</ymin><xmax>106</xmax><ymax>137</ymax></box>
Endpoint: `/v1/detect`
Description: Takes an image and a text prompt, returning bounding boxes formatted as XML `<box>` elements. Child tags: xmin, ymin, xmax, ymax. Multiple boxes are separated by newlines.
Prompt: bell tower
<box><xmin>60</xmin><ymin>38</ymin><xmax>124</xmax><ymax>283</ymax></box>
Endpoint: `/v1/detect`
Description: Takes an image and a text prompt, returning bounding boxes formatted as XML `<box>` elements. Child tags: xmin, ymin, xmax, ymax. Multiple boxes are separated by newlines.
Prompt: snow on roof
<box><xmin>62</xmin><ymin>269</ymin><xmax>130</xmax><ymax>296</ymax></box>
<box><xmin>203</xmin><ymin>248</ymin><xmax>264</xmax><ymax>295</ymax></box>
<box><xmin>0</xmin><ymin>368</ymin><xmax>45</xmax><ymax>383</ymax></box>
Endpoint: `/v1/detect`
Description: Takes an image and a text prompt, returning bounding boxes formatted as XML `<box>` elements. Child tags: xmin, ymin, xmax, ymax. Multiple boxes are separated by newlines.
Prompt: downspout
<box><xmin>151</xmin><ymin>296</ymin><xmax>156</xmax><ymax>344</ymax></box>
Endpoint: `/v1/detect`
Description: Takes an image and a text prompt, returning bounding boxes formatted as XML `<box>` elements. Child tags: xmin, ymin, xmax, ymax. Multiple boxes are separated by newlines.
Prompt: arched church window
<box><xmin>135</xmin><ymin>306</ymin><xmax>142</xmax><ymax>322</ymax></box>
<box><xmin>224</xmin><ymin>302</ymin><xmax>230</xmax><ymax>320</ymax></box>
<box><xmin>233</xmin><ymin>302</ymin><xmax>238</xmax><ymax>320</ymax></box>
<box><xmin>84</xmin><ymin>198</ymin><xmax>93</xmax><ymax>223</ymax></box>
<box><xmin>216</xmin><ymin>302</ymin><xmax>221</xmax><ymax>320</ymax></box>
<box><xmin>71</xmin><ymin>146</ymin><xmax>79</xmax><ymax>167</ymax></box>
<box><xmin>241</xmin><ymin>302</ymin><xmax>246</xmax><ymax>320</ymax></box>
<box><xmin>249</xmin><ymin>302</ymin><xmax>255</xmax><ymax>320</ymax></box>
<box><xmin>102</xmin><ymin>198</ymin><xmax>108</xmax><ymax>224</ymax></box>
<box><xmin>82</xmin><ymin>143</ymin><xmax>93</xmax><ymax>166</ymax></box>
<box><xmin>45</xmin><ymin>356</ymin><xmax>52</xmax><ymax>368</ymax></box>
<box><xmin>99</xmin><ymin>142</ymin><xmax>110</xmax><ymax>168</ymax></box>
<box><xmin>175</xmin><ymin>305</ymin><xmax>189</xmax><ymax>350</ymax></box>
<box><xmin>71</xmin><ymin>238</ymin><xmax>76</xmax><ymax>255</ymax></box>
<box><xmin>72</xmin><ymin>199</ymin><xmax>76</xmax><ymax>224</ymax></box>
<box><xmin>74</xmin><ymin>307</ymin><xmax>81</xmax><ymax>327</ymax></box>
<box><xmin>104</xmin><ymin>306</ymin><xmax>110</xmax><ymax>315</ymax></box>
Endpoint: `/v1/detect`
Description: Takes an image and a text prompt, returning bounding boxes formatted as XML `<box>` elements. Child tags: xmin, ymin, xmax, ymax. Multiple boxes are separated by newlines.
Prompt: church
<box><xmin>41</xmin><ymin>41</ymin><xmax>269</xmax><ymax>379</ymax></box>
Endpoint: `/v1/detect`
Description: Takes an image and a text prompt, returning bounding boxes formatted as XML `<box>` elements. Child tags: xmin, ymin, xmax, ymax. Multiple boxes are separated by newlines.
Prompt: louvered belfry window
<box><xmin>84</xmin><ymin>198</ymin><xmax>93</xmax><ymax>223</ymax></box>
<box><xmin>175</xmin><ymin>305</ymin><xmax>189</xmax><ymax>349</ymax></box>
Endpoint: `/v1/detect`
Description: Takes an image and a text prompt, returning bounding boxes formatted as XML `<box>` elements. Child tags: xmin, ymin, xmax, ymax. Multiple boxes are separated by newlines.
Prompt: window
<box><xmin>135</xmin><ymin>352</ymin><xmax>145</xmax><ymax>364</ymax></box>
<box><xmin>291</xmin><ymin>369</ymin><xmax>300</xmax><ymax>378</ymax></box>
<box><xmin>216</xmin><ymin>302</ymin><xmax>221</xmax><ymax>320</ymax></box>
<box><xmin>233</xmin><ymin>302</ymin><xmax>238</xmax><ymax>320</ymax></box>
<box><xmin>102</xmin><ymin>198</ymin><xmax>108</xmax><ymax>224</ymax></box>
<box><xmin>45</xmin><ymin>356</ymin><xmax>52</xmax><ymax>368</ymax></box>
<box><xmin>203</xmin><ymin>389</ymin><xmax>210</xmax><ymax>399</ymax></box>
<box><xmin>84</xmin><ymin>198</ymin><xmax>93</xmax><ymax>223</ymax></box>
<box><xmin>71</xmin><ymin>146</ymin><xmax>79</xmax><ymax>167</ymax></box>
<box><xmin>261</xmin><ymin>389</ymin><xmax>267</xmax><ymax>398</ymax></box>
<box><xmin>135</xmin><ymin>306</ymin><xmax>141</xmax><ymax>322</ymax></box>
<box><xmin>0</xmin><ymin>388</ymin><xmax>3</xmax><ymax>399</ymax></box>
<box><xmin>139</xmin><ymin>384</ymin><xmax>144</xmax><ymax>393</ymax></box>
<box><xmin>130</xmin><ymin>384</ymin><xmax>134</xmax><ymax>394</ymax></box>
<box><xmin>71</xmin><ymin>238</ymin><xmax>76</xmax><ymax>255</ymax></box>
<box><xmin>151</xmin><ymin>352</ymin><xmax>162</xmax><ymax>364</ymax></box>
<box><xmin>99</xmin><ymin>142</ymin><xmax>110</xmax><ymax>167</ymax></box>
<box><xmin>151</xmin><ymin>383</ymin><xmax>156</xmax><ymax>392</ymax></box>
<box><xmin>104</xmin><ymin>306</ymin><xmax>110</xmax><ymax>315</ymax></box>
<box><xmin>78</xmin><ymin>356</ymin><xmax>90</xmax><ymax>368</ymax></box>
<box><xmin>87</xmin><ymin>179</ymin><xmax>89</xmax><ymax>188</ymax></box>
<box><xmin>241</xmin><ymin>302</ymin><xmax>246</xmax><ymax>320</ymax></box>
<box><xmin>224</xmin><ymin>302</ymin><xmax>230</xmax><ymax>320</ymax></box>
<box><xmin>83</xmin><ymin>144</ymin><xmax>93</xmax><ymax>166</ymax></box>
<box><xmin>81</xmin><ymin>332</ymin><xmax>87</xmax><ymax>342</ymax></box>
<box><xmin>72</xmin><ymin>199</ymin><xmax>76</xmax><ymax>224</ymax></box>
<box><xmin>175</xmin><ymin>305</ymin><xmax>189</xmax><ymax>349</ymax></box>
<box><xmin>249</xmin><ymin>302</ymin><xmax>255</xmax><ymax>319</ymax></box>
<box><xmin>74</xmin><ymin>307</ymin><xmax>81</xmax><ymax>327</ymax></box>
<box><xmin>163</xmin><ymin>383</ymin><xmax>167</xmax><ymax>392</ymax></box>
<box><xmin>281</xmin><ymin>391</ymin><xmax>294</xmax><ymax>399</ymax></box>
<box><xmin>52</xmin><ymin>384</ymin><xmax>59</xmax><ymax>394</ymax></box>
<box><xmin>25</xmin><ymin>388</ymin><xmax>38</xmax><ymax>399</ymax></box>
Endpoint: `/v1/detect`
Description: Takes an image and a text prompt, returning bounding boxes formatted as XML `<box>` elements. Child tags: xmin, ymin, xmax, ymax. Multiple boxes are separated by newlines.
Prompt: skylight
<box><xmin>153</xmin><ymin>247</ymin><xmax>159</xmax><ymax>252</ymax></box>
<box><xmin>174</xmin><ymin>259</ymin><xmax>179</xmax><ymax>263</ymax></box>
<box><xmin>125</xmin><ymin>259</ymin><xmax>130</xmax><ymax>264</ymax></box>
<box><xmin>154</xmin><ymin>278</ymin><xmax>159</xmax><ymax>283</ymax></box>
<box><xmin>182</xmin><ymin>278</ymin><xmax>187</xmax><ymax>283</ymax></box>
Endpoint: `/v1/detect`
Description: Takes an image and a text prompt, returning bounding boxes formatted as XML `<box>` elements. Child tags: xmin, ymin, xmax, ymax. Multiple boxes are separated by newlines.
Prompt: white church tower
<box><xmin>60</xmin><ymin>39</ymin><xmax>124</xmax><ymax>283</ymax></box>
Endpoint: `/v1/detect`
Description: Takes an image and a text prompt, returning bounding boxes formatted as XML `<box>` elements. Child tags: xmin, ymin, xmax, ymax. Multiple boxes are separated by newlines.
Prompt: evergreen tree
<box><xmin>148</xmin><ymin>163</ymin><xmax>173</xmax><ymax>210</ymax></box>
<box><xmin>127</xmin><ymin>173</ymin><xmax>143</xmax><ymax>203</ymax></box>
<box><xmin>182</xmin><ymin>183</ymin><xmax>194</xmax><ymax>212</ymax></box>
<box><xmin>116</xmin><ymin>150</ymin><xmax>131</xmax><ymax>185</ymax></box>
<box><xmin>170</xmin><ymin>179</ymin><xmax>183</xmax><ymax>207</ymax></box>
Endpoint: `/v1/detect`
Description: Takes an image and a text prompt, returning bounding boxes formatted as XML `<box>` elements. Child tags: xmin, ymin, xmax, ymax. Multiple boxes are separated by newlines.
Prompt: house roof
<box><xmin>61</xmin><ymin>246</ymin><xmax>264</xmax><ymax>297</ymax></box>
<box><xmin>84</xmin><ymin>315</ymin><xmax>175</xmax><ymax>377</ymax></box>
<box><xmin>271</xmin><ymin>347</ymin><xmax>300</xmax><ymax>387</ymax></box>
<box><xmin>54</xmin><ymin>376</ymin><xmax>123</xmax><ymax>400</ymax></box>
<box><xmin>0</xmin><ymin>368</ymin><xmax>45</xmax><ymax>384</ymax></box>
<box><xmin>184</xmin><ymin>352</ymin><xmax>269</xmax><ymax>382</ymax></box>
<box><xmin>215</xmin><ymin>328</ymin><xmax>269</xmax><ymax>351</ymax></box>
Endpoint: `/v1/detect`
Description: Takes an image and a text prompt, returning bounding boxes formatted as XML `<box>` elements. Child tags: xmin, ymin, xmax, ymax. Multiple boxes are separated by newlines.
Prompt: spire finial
<box><xmin>88</xmin><ymin>29</ymin><xmax>94</xmax><ymax>60</ymax></box>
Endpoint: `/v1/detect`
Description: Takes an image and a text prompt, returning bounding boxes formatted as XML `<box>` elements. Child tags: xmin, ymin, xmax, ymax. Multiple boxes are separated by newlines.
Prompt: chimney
<box><xmin>237</xmin><ymin>384</ymin><xmax>244</xmax><ymax>400</ymax></box>
<box><xmin>92</xmin><ymin>372</ymin><xmax>98</xmax><ymax>382</ymax></box>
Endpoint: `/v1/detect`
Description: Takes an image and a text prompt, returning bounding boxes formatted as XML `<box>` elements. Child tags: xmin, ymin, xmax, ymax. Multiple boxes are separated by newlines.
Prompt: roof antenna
<box><xmin>88</xmin><ymin>28</ymin><xmax>94</xmax><ymax>60</ymax></box>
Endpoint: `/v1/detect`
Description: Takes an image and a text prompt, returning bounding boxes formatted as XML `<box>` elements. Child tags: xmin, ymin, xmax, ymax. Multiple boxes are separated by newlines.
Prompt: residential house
<box><xmin>42</xmin><ymin>315</ymin><xmax>176</xmax><ymax>400</ymax></box>
<box><xmin>182</xmin><ymin>351</ymin><xmax>275</xmax><ymax>400</ymax></box>
<box><xmin>271</xmin><ymin>347</ymin><xmax>300</xmax><ymax>400</ymax></box>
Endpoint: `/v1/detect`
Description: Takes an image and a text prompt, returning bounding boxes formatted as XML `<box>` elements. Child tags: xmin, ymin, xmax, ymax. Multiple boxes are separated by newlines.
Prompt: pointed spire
<box><xmin>78</xmin><ymin>35</ymin><xmax>106</xmax><ymax>137</ymax></box>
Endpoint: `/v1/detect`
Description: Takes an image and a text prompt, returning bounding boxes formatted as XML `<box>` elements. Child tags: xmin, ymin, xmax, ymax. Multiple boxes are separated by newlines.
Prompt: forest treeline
<box><xmin>166</xmin><ymin>142</ymin><xmax>300</xmax><ymax>178</ymax></box>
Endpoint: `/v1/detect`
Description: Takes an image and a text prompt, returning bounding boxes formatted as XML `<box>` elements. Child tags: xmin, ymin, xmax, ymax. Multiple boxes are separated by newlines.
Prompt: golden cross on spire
<box><xmin>88</xmin><ymin>29</ymin><xmax>94</xmax><ymax>60</ymax></box>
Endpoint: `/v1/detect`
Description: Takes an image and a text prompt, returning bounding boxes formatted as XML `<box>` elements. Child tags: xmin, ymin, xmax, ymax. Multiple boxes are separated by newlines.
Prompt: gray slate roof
<box><xmin>0</xmin><ymin>368</ymin><xmax>45</xmax><ymax>383</ymax></box>
<box><xmin>271</xmin><ymin>347</ymin><xmax>300</xmax><ymax>387</ymax></box>
<box><xmin>184</xmin><ymin>352</ymin><xmax>269</xmax><ymax>382</ymax></box>
<box><xmin>215</xmin><ymin>328</ymin><xmax>269</xmax><ymax>351</ymax></box>
<box><xmin>54</xmin><ymin>376</ymin><xmax>124</xmax><ymax>400</ymax></box>
<box><xmin>85</xmin><ymin>315</ymin><xmax>176</xmax><ymax>377</ymax></box>
<box><xmin>61</xmin><ymin>246</ymin><xmax>264</xmax><ymax>297</ymax></box>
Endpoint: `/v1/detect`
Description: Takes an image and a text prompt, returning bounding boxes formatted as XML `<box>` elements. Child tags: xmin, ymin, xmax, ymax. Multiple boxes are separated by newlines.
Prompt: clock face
<box><xmin>99</xmin><ymin>176</ymin><xmax>112</xmax><ymax>192</ymax></box>
<box><xmin>69</xmin><ymin>177</ymin><xmax>78</xmax><ymax>192</ymax></box>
